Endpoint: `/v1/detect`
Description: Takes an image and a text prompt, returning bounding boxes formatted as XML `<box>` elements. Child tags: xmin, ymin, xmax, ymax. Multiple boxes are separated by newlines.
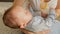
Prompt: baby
<box><xmin>24</xmin><ymin>0</ymin><xmax>58</xmax><ymax>32</ymax></box>
<box><xmin>2</xmin><ymin>0</ymin><xmax>59</xmax><ymax>34</ymax></box>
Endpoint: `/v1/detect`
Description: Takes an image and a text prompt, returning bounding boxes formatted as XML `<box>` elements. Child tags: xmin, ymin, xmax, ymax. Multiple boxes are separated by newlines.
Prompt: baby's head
<box><xmin>3</xmin><ymin>7</ymin><xmax>32</xmax><ymax>29</ymax></box>
<box><xmin>3</xmin><ymin>7</ymin><xmax>19</xmax><ymax>29</ymax></box>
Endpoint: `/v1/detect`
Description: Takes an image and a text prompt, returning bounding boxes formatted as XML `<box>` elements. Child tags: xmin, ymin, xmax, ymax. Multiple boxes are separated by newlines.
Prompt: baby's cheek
<box><xmin>25</xmin><ymin>10</ymin><xmax>33</xmax><ymax>24</ymax></box>
<box><xmin>14</xmin><ymin>10</ymin><xmax>32</xmax><ymax>25</ymax></box>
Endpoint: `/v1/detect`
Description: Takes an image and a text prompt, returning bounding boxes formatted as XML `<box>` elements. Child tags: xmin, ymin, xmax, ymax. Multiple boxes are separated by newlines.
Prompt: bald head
<box><xmin>3</xmin><ymin>7</ymin><xmax>19</xmax><ymax>29</ymax></box>
<box><xmin>3</xmin><ymin>6</ymin><xmax>32</xmax><ymax>29</ymax></box>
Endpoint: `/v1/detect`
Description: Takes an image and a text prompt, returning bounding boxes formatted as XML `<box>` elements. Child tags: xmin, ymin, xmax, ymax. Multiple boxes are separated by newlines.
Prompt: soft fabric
<box><xmin>24</xmin><ymin>0</ymin><xmax>58</xmax><ymax>32</ymax></box>
<box><xmin>25</xmin><ymin>16</ymin><xmax>50</xmax><ymax>32</ymax></box>
<box><xmin>29</xmin><ymin>0</ymin><xmax>58</xmax><ymax>10</ymax></box>
<box><xmin>25</xmin><ymin>8</ymin><xmax>57</xmax><ymax>32</ymax></box>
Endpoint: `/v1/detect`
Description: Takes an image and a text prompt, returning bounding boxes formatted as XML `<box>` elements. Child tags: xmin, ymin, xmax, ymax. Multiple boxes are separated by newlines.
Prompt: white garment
<box><xmin>25</xmin><ymin>9</ymin><xmax>56</xmax><ymax>32</ymax></box>
<box><xmin>29</xmin><ymin>0</ymin><xmax>58</xmax><ymax>9</ymax></box>
<box><xmin>29</xmin><ymin>0</ymin><xmax>58</xmax><ymax>27</ymax></box>
<box><xmin>25</xmin><ymin>0</ymin><xmax>58</xmax><ymax>32</ymax></box>
<box><xmin>48</xmin><ymin>0</ymin><xmax>58</xmax><ymax>9</ymax></box>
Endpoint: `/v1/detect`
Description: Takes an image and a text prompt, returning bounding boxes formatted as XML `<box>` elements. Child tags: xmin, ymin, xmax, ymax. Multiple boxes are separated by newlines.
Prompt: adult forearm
<box><xmin>13</xmin><ymin>0</ymin><xmax>26</xmax><ymax>7</ymax></box>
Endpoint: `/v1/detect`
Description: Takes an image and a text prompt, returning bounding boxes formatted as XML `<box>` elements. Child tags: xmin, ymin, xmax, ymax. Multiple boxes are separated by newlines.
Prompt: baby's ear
<box><xmin>44</xmin><ymin>0</ymin><xmax>51</xmax><ymax>2</ymax></box>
